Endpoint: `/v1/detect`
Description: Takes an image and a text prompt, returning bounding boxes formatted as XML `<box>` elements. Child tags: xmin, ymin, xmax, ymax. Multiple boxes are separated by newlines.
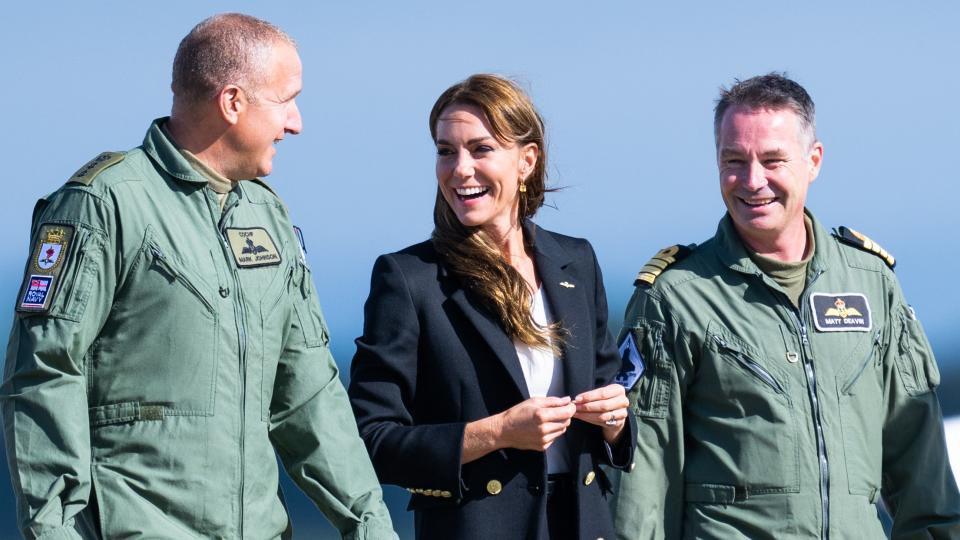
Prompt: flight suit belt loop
<box><xmin>546</xmin><ymin>473</ymin><xmax>573</xmax><ymax>497</ymax></box>
<box><xmin>684</xmin><ymin>483</ymin><xmax>750</xmax><ymax>503</ymax></box>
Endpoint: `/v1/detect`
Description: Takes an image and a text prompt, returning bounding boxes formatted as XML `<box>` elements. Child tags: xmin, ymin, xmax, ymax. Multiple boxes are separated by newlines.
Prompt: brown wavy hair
<box><xmin>429</xmin><ymin>74</ymin><xmax>563</xmax><ymax>351</ymax></box>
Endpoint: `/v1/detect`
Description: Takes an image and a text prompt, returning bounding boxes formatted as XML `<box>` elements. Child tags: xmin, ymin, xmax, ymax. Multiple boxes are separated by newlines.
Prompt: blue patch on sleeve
<box><xmin>615</xmin><ymin>331</ymin><xmax>645</xmax><ymax>390</ymax></box>
<box><xmin>21</xmin><ymin>275</ymin><xmax>54</xmax><ymax>309</ymax></box>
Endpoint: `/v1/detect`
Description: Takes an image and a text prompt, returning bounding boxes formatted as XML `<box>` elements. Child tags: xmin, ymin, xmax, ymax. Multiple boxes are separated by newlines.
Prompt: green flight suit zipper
<box><xmin>792</xmin><ymin>269</ymin><xmax>830</xmax><ymax>540</ymax></box>
<box><xmin>217</xmin><ymin>194</ymin><xmax>248</xmax><ymax>538</ymax></box>
<box><xmin>756</xmin><ymin>266</ymin><xmax>830</xmax><ymax>539</ymax></box>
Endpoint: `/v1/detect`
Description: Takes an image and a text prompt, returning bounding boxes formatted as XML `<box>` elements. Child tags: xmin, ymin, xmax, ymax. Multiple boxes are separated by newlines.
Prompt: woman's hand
<box><xmin>499</xmin><ymin>396</ymin><xmax>577</xmax><ymax>451</ymax></box>
<box><xmin>462</xmin><ymin>396</ymin><xmax>577</xmax><ymax>464</ymax></box>
<box><xmin>573</xmin><ymin>384</ymin><xmax>629</xmax><ymax>444</ymax></box>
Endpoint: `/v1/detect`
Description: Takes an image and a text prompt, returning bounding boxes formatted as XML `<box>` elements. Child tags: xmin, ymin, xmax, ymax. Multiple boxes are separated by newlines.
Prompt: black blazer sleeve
<box><xmin>588</xmin><ymin>242</ymin><xmax>637</xmax><ymax>469</ymax></box>
<box><xmin>348</xmin><ymin>254</ymin><xmax>467</xmax><ymax>498</ymax></box>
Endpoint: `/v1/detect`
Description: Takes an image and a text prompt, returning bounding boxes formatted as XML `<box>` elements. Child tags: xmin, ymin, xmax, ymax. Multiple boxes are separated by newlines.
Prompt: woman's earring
<box><xmin>519</xmin><ymin>183</ymin><xmax>527</xmax><ymax>193</ymax></box>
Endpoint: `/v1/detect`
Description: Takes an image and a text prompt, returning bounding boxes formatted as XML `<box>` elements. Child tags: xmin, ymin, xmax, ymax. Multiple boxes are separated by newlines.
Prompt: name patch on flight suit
<box><xmin>225</xmin><ymin>228</ymin><xmax>281</xmax><ymax>268</ymax></box>
<box><xmin>17</xmin><ymin>224</ymin><xmax>75</xmax><ymax>312</ymax></box>
<box><xmin>810</xmin><ymin>293</ymin><xmax>872</xmax><ymax>332</ymax></box>
<box><xmin>615</xmin><ymin>332</ymin><xmax>645</xmax><ymax>390</ymax></box>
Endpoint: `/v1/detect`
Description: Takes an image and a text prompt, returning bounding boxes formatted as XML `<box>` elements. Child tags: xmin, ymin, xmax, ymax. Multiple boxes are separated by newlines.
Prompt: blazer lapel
<box><xmin>531</xmin><ymin>225</ymin><xmax>594</xmax><ymax>398</ymax></box>
<box><xmin>437</xmin><ymin>223</ymin><xmax>596</xmax><ymax>402</ymax></box>
<box><xmin>444</xmin><ymin>270</ymin><xmax>531</xmax><ymax>401</ymax></box>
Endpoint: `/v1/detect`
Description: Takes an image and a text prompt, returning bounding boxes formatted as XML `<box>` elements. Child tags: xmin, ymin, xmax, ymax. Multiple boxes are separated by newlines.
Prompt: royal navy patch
<box><xmin>615</xmin><ymin>332</ymin><xmax>645</xmax><ymax>390</ymax></box>
<box><xmin>225</xmin><ymin>227</ymin><xmax>281</xmax><ymax>268</ymax></box>
<box><xmin>67</xmin><ymin>152</ymin><xmax>125</xmax><ymax>186</ymax></box>
<box><xmin>635</xmin><ymin>244</ymin><xmax>693</xmax><ymax>286</ymax></box>
<box><xmin>810</xmin><ymin>293</ymin><xmax>872</xmax><ymax>332</ymax></box>
<box><xmin>20</xmin><ymin>275</ymin><xmax>54</xmax><ymax>310</ymax></box>
<box><xmin>17</xmin><ymin>224</ymin><xmax>76</xmax><ymax>313</ymax></box>
<box><xmin>834</xmin><ymin>226</ymin><xmax>895</xmax><ymax>269</ymax></box>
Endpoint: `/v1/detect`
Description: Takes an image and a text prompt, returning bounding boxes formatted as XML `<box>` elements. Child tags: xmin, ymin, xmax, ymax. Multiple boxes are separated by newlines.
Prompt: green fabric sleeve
<box><xmin>612</xmin><ymin>289</ymin><xmax>692</xmax><ymax>540</ymax></box>
<box><xmin>2</xmin><ymin>188</ymin><xmax>116</xmax><ymax>540</ymax></box>
<box><xmin>268</xmin><ymin>262</ymin><xmax>397</xmax><ymax>540</ymax></box>
<box><xmin>881</xmin><ymin>279</ymin><xmax>960</xmax><ymax>538</ymax></box>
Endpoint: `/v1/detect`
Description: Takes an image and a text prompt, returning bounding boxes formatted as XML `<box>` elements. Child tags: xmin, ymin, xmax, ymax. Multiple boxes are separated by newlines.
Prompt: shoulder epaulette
<box><xmin>66</xmin><ymin>151</ymin><xmax>125</xmax><ymax>186</ymax></box>
<box><xmin>834</xmin><ymin>226</ymin><xmax>895</xmax><ymax>269</ymax></box>
<box><xmin>635</xmin><ymin>244</ymin><xmax>694</xmax><ymax>286</ymax></box>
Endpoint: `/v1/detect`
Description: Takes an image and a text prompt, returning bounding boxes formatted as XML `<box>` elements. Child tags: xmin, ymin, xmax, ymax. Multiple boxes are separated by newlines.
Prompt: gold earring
<box><xmin>519</xmin><ymin>183</ymin><xmax>527</xmax><ymax>193</ymax></box>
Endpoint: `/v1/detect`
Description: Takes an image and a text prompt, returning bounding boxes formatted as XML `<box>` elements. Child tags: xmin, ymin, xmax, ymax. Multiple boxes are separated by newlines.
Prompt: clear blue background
<box><xmin>1</xmin><ymin>2</ymin><xmax>957</xmax><ymax>538</ymax></box>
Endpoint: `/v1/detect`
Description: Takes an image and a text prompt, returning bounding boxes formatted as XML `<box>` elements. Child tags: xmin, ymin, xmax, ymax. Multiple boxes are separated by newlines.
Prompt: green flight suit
<box><xmin>612</xmin><ymin>212</ymin><xmax>960</xmax><ymax>539</ymax></box>
<box><xmin>2</xmin><ymin>119</ymin><xmax>396</xmax><ymax>540</ymax></box>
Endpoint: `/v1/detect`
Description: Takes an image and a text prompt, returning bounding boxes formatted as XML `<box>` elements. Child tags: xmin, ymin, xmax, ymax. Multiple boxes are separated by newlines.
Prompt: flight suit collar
<box><xmin>715</xmin><ymin>209</ymin><xmax>829</xmax><ymax>281</ymax></box>
<box><xmin>142</xmin><ymin>118</ymin><xmax>209</xmax><ymax>186</ymax></box>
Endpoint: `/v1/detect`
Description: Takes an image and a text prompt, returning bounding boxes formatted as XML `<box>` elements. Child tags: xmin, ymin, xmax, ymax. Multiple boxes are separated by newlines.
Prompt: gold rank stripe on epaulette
<box><xmin>67</xmin><ymin>152</ymin><xmax>125</xmax><ymax>185</ymax></box>
<box><xmin>834</xmin><ymin>226</ymin><xmax>896</xmax><ymax>269</ymax></box>
<box><xmin>634</xmin><ymin>244</ymin><xmax>693</xmax><ymax>286</ymax></box>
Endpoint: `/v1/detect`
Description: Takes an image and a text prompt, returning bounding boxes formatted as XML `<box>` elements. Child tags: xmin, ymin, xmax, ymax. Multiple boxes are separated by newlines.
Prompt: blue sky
<box><xmin>1</xmin><ymin>1</ymin><xmax>958</xmax><ymax>536</ymax></box>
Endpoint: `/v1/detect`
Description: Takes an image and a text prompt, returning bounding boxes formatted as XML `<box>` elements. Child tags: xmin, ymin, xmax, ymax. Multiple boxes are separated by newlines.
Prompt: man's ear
<box><xmin>218</xmin><ymin>85</ymin><xmax>246</xmax><ymax>125</ymax></box>
<box><xmin>807</xmin><ymin>140</ymin><xmax>824</xmax><ymax>184</ymax></box>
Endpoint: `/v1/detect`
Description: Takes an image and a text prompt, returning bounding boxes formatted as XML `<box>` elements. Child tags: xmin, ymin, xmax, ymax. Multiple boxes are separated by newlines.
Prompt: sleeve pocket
<box><xmin>292</xmin><ymin>262</ymin><xmax>330</xmax><ymax>348</ymax></box>
<box><xmin>625</xmin><ymin>322</ymin><xmax>671</xmax><ymax>419</ymax></box>
<box><xmin>896</xmin><ymin>307</ymin><xmax>940</xmax><ymax>394</ymax></box>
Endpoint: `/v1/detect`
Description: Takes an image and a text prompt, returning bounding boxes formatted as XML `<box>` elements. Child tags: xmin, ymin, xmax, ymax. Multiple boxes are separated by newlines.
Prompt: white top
<box><xmin>514</xmin><ymin>287</ymin><xmax>570</xmax><ymax>473</ymax></box>
<box><xmin>514</xmin><ymin>287</ymin><xmax>559</xmax><ymax>398</ymax></box>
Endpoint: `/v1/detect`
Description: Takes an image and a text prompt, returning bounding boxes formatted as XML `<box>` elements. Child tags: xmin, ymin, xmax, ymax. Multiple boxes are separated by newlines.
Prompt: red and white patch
<box><xmin>37</xmin><ymin>243</ymin><xmax>64</xmax><ymax>270</ymax></box>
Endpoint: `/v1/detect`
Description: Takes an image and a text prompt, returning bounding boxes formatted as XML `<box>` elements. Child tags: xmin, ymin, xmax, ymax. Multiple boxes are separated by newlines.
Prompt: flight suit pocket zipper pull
<box><xmin>150</xmin><ymin>245</ymin><xmax>215</xmax><ymax>313</ymax></box>
<box><xmin>713</xmin><ymin>335</ymin><xmax>785</xmax><ymax>394</ymax></box>
<box><xmin>841</xmin><ymin>331</ymin><xmax>882</xmax><ymax>394</ymax></box>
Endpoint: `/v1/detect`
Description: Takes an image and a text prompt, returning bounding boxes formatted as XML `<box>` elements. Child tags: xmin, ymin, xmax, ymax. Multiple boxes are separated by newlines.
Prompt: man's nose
<box><xmin>285</xmin><ymin>100</ymin><xmax>302</xmax><ymax>135</ymax></box>
<box><xmin>743</xmin><ymin>160</ymin><xmax>767</xmax><ymax>191</ymax></box>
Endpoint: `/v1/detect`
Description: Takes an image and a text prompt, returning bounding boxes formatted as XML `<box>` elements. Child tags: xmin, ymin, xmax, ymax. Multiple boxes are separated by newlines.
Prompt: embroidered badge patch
<box><xmin>615</xmin><ymin>331</ymin><xmax>646</xmax><ymax>390</ymax></box>
<box><xmin>17</xmin><ymin>224</ymin><xmax>76</xmax><ymax>313</ymax></box>
<box><xmin>34</xmin><ymin>226</ymin><xmax>71</xmax><ymax>272</ymax></box>
<box><xmin>810</xmin><ymin>293</ymin><xmax>872</xmax><ymax>332</ymax></box>
<box><xmin>21</xmin><ymin>275</ymin><xmax>54</xmax><ymax>309</ymax></box>
<box><xmin>225</xmin><ymin>228</ymin><xmax>281</xmax><ymax>268</ymax></box>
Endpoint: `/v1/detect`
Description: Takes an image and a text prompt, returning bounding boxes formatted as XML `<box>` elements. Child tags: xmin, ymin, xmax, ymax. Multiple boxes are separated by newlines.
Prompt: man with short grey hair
<box><xmin>2</xmin><ymin>13</ymin><xmax>396</xmax><ymax>539</ymax></box>
<box><xmin>612</xmin><ymin>73</ymin><xmax>960</xmax><ymax>538</ymax></box>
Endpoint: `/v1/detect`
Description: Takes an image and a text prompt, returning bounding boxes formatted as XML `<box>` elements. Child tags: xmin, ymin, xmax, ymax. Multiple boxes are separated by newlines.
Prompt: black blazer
<box><xmin>348</xmin><ymin>223</ymin><xmax>636</xmax><ymax>540</ymax></box>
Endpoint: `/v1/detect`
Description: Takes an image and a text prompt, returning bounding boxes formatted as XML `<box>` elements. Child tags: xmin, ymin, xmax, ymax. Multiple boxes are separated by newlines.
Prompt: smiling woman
<box><xmin>348</xmin><ymin>74</ymin><xmax>637</xmax><ymax>540</ymax></box>
<box><xmin>429</xmin><ymin>76</ymin><xmax>554</xmax><ymax>350</ymax></box>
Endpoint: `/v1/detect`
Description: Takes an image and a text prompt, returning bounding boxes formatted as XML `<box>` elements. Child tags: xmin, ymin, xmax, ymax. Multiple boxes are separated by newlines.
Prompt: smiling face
<box><xmin>229</xmin><ymin>42</ymin><xmax>303</xmax><ymax>179</ymax></box>
<box><xmin>434</xmin><ymin>103</ymin><xmax>538</xmax><ymax>239</ymax></box>
<box><xmin>717</xmin><ymin>105</ymin><xmax>822</xmax><ymax>252</ymax></box>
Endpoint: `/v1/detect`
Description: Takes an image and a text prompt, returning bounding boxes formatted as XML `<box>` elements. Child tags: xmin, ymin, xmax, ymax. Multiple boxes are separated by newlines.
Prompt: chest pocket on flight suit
<box><xmin>89</xmin><ymin>226</ymin><xmax>220</xmax><ymax>423</ymax></box>
<box><xmin>686</xmin><ymin>322</ymin><xmax>800</xmax><ymax>497</ymax></box>
<box><xmin>836</xmin><ymin>329</ymin><xmax>884</xmax><ymax>498</ymax></box>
